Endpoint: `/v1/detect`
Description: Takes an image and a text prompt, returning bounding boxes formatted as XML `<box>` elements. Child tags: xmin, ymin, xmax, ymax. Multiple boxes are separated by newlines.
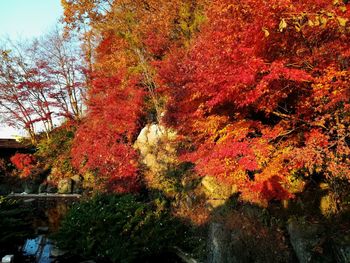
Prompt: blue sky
<box><xmin>0</xmin><ymin>0</ymin><xmax>63</xmax><ymax>39</ymax></box>
<box><xmin>0</xmin><ymin>0</ymin><xmax>63</xmax><ymax>138</ymax></box>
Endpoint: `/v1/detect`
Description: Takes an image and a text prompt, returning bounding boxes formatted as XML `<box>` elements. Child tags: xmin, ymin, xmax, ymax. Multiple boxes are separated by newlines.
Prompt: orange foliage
<box><xmin>159</xmin><ymin>0</ymin><xmax>350</xmax><ymax>205</ymax></box>
<box><xmin>10</xmin><ymin>153</ymin><xmax>37</xmax><ymax>178</ymax></box>
<box><xmin>62</xmin><ymin>0</ymin><xmax>349</xmax><ymax>202</ymax></box>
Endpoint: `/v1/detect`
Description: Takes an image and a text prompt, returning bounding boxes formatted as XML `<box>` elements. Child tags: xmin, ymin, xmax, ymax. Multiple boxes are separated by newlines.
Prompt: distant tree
<box><xmin>0</xmin><ymin>31</ymin><xmax>87</xmax><ymax>143</ymax></box>
<box><xmin>36</xmin><ymin>29</ymin><xmax>86</xmax><ymax>121</ymax></box>
<box><xmin>0</xmin><ymin>41</ymin><xmax>53</xmax><ymax>143</ymax></box>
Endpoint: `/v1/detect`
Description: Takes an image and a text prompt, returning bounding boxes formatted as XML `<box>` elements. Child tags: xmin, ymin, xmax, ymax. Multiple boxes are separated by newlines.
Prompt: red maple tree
<box><xmin>159</xmin><ymin>0</ymin><xmax>350</xmax><ymax>205</ymax></box>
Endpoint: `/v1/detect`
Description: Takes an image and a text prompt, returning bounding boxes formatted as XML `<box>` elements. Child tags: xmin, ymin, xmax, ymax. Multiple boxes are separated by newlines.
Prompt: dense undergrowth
<box><xmin>53</xmin><ymin>193</ymin><xmax>205</xmax><ymax>262</ymax></box>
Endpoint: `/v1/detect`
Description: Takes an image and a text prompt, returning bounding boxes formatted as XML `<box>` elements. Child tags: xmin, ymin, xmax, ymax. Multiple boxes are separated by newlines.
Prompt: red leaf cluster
<box><xmin>158</xmin><ymin>0</ymin><xmax>350</xmax><ymax>205</ymax></box>
<box><xmin>10</xmin><ymin>153</ymin><xmax>37</xmax><ymax>178</ymax></box>
<box><xmin>71</xmin><ymin>73</ymin><xmax>145</xmax><ymax>193</ymax></box>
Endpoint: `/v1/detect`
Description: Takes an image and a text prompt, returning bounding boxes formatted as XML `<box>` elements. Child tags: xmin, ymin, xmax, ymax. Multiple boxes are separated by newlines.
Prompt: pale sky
<box><xmin>0</xmin><ymin>0</ymin><xmax>63</xmax><ymax>138</ymax></box>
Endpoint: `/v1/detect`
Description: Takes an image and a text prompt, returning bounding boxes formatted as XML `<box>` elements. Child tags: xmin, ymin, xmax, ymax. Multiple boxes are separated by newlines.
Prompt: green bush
<box><xmin>54</xmin><ymin>194</ymin><xmax>186</xmax><ymax>262</ymax></box>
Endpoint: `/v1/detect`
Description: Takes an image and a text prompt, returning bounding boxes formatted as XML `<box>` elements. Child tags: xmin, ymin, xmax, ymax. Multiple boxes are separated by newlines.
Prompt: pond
<box><xmin>1</xmin><ymin>195</ymin><xmax>79</xmax><ymax>263</ymax></box>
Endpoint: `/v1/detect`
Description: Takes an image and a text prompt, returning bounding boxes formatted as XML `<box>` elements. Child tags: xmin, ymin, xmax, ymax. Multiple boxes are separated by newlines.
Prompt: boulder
<box><xmin>287</xmin><ymin>218</ymin><xmax>333</xmax><ymax>263</ymax></box>
<box><xmin>134</xmin><ymin>124</ymin><xmax>178</xmax><ymax>190</ymax></box>
<box><xmin>71</xmin><ymin>174</ymin><xmax>84</xmax><ymax>194</ymax></box>
<box><xmin>23</xmin><ymin>181</ymin><xmax>36</xmax><ymax>194</ymax></box>
<box><xmin>332</xmin><ymin>234</ymin><xmax>350</xmax><ymax>263</ymax></box>
<box><xmin>46</xmin><ymin>183</ymin><xmax>57</xmax><ymax>193</ymax></box>
<box><xmin>38</xmin><ymin>182</ymin><xmax>47</xmax><ymax>193</ymax></box>
<box><xmin>207</xmin><ymin>223</ymin><xmax>233</xmax><ymax>263</ymax></box>
<box><xmin>1</xmin><ymin>255</ymin><xmax>14</xmax><ymax>263</ymax></box>
<box><xmin>57</xmin><ymin>178</ymin><xmax>73</xmax><ymax>194</ymax></box>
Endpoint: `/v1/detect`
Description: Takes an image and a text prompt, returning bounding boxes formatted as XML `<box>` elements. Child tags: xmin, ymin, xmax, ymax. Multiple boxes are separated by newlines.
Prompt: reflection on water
<box><xmin>44</xmin><ymin>202</ymin><xmax>69</xmax><ymax>232</ymax></box>
<box><xmin>39</xmin><ymin>242</ymin><xmax>52</xmax><ymax>263</ymax></box>
<box><xmin>23</xmin><ymin>236</ymin><xmax>43</xmax><ymax>255</ymax></box>
<box><xmin>21</xmin><ymin>198</ymin><xmax>78</xmax><ymax>262</ymax></box>
<box><xmin>22</xmin><ymin>236</ymin><xmax>54</xmax><ymax>263</ymax></box>
<box><xmin>31</xmin><ymin>198</ymin><xmax>76</xmax><ymax>232</ymax></box>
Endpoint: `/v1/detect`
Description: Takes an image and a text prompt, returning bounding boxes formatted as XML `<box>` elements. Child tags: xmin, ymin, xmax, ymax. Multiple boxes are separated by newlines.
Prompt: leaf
<box><xmin>262</xmin><ymin>27</ymin><xmax>270</xmax><ymax>37</ymax></box>
<box><xmin>320</xmin><ymin>16</ymin><xmax>328</xmax><ymax>25</ymax></box>
<box><xmin>279</xmin><ymin>18</ymin><xmax>287</xmax><ymax>32</ymax></box>
<box><xmin>308</xmin><ymin>19</ymin><xmax>314</xmax><ymax>27</ymax></box>
<box><xmin>339</xmin><ymin>6</ymin><xmax>347</xmax><ymax>13</ymax></box>
<box><xmin>337</xmin><ymin>17</ymin><xmax>348</xmax><ymax>27</ymax></box>
<box><xmin>314</xmin><ymin>17</ymin><xmax>320</xmax><ymax>26</ymax></box>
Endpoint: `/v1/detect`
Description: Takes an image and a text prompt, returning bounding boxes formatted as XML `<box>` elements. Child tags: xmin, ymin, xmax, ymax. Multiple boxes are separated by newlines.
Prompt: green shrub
<box><xmin>54</xmin><ymin>194</ymin><xmax>186</xmax><ymax>262</ymax></box>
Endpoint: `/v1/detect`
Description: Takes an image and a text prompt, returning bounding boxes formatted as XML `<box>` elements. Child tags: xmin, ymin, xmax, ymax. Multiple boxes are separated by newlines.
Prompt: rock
<box><xmin>46</xmin><ymin>183</ymin><xmax>57</xmax><ymax>193</ymax></box>
<box><xmin>1</xmin><ymin>255</ymin><xmax>14</xmax><ymax>263</ymax></box>
<box><xmin>23</xmin><ymin>181</ymin><xmax>35</xmax><ymax>194</ymax></box>
<box><xmin>50</xmin><ymin>247</ymin><xmax>67</xmax><ymax>258</ymax></box>
<box><xmin>37</xmin><ymin>226</ymin><xmax>49</xmax><ymax>234</ymax></box>
<box><xmin>134</xmin><ymin>124</ymin><xmax>178</xmax><ymax>190</ymax></box>
<box><xmin>38</xmin><ymin>182</ymin><xmax>47</xmax><ymax>193</ymax></box>
<box><xmin>57</xmin><ymin>178</ymin><xmax>73</xmax><ymax>194</ymax></box>
<box><xmin>71</xmin><ymin>175</ymin><xmax>84</xmax><ymax>194</ymax></box>
<box><xmin>287</xmin><ymin>218</ymin><xmax>332</xmax><ymax>263</ymax></box>
<box><xmin>71</xmin><ymin>174</ymin><xmax>83</xmax><ymax>183</ymax></box>
<box><xmin>332</xmin><ymin>234</ymin><xmax>350</xmax><ymax>263</ymax></box>
<box><xmin>207</xmin><ymin>223</ymin><xmax>233</xmax><ymax>263</ymax></box>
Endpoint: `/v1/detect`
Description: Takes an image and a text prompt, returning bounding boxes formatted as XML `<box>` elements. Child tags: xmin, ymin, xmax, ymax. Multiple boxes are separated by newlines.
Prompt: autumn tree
<box><xmin>62</xmin><ymin>0</ymin><xmax>207</xmax><ymax>120</ymax></box>
<box><xmin>10</xmin><ymin>153</ymin><xmax>37</xmax><ymax>179</ymax></box>
<box><xmin>71</xmin><ymin>73</ymin><xmax>145</xmax><ymax>192</ymax></box>
<box><xmin>0</xmin><ymin>41</ymin><xmax>54</xmax><ymax>143</ymax></box>
<box><xmin>159</xmin><ymin>0</ymin><xmax>350</xmax><ymax>205</ymax></box>
<box><xmin>0</xmin><ymin>32</ymin><xmax>87</xmax><ymax>143</ymax></box>
<box><xmin>62</xmin><ymin>0</ymin><xmax>207</xmax><ymax>192</ymax></box>
<box><xmin>36</xmin><ymin>29</ymin><xmax>86</xmax><ymax>121</ymax></box>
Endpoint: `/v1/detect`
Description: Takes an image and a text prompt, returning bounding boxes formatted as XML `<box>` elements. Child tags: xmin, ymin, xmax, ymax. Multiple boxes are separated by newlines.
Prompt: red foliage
<box><xmin>71</xmin><ymin>72</ymin><xmax>145</xmax><ymax>193</ymax></box>
<box><xmin>159</xmin><ymin>0</ymin><xmax>350</xmax><ymax>205</ymax></box>
<box><xmin>10</xmin><ymin>153</ymin><xmax>37</xmax><ymax>178</ymax></box>
<box><xmin>62</xmin><ymin>0</ymin><xmax>349</xmax><ymax>203</ymax></box>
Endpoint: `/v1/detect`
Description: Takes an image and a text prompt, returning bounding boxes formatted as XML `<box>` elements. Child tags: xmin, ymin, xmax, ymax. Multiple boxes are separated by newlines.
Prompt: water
<box><xmin>22</xmin><ymin>236</ymin><xmax>54</xmax><ymax>263</ymax></box>
<box><xmin>20</xmin><ymin>197</ymin><xmax>78</xmax><ymax>263</ymax></box>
